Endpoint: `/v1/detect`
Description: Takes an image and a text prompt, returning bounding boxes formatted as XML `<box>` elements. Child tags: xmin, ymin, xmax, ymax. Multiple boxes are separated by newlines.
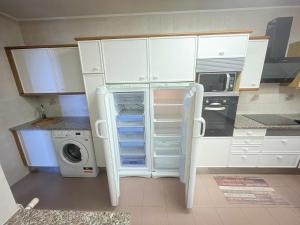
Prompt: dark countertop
<box><xmin>10</xmin><ymin>117</ymin><xmax>91</xmax><ymax>131</ymax></box>
<box><xmin>235</xmin><ymin>114</ymin><xmax>300</xmax><ymax>129</ymax></box>
<box><xmin>5</xmin><ymin>209</ymin><xmax>130</xmax><ymax>225</ymax></box>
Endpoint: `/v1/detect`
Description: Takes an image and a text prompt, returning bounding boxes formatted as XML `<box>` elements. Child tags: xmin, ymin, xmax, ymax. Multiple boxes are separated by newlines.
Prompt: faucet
<box><xmin>40</xmin><ymin>104</ymin><xmax>47</xmax><ymax>119</ymax></box>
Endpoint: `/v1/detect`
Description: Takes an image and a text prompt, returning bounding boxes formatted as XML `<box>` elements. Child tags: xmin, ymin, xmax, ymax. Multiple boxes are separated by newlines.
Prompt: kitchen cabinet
<box><xmin>11</xmin><ymin>48</ymin><xmax>59</xmax><ymax>93</ymax></box>
<box><xmin>51</xmin><ymin>47</ymin><xmax>84</xmax><ymax>92</ymax></box>
<box><xmin>197</xmin><ymin>34</ymin><xmax>249</xmax><ymax>59</ymax></box>
<box><xmin>197</xmin><ymin>137</ymin><xmax>232</xmax><ymax>167</ymax></box>
<box><xmin>19</xmin><ymin>130</ymin><xmax>58</xmax><ymax>167</ymax></box>
<box><xmin>258</xmin><ymin>154</ymin><xmax>299</xmax><ymax>168</ymax></box>
<box><xmin>149</xmin><ymin>36</ymin><xmax>197</xmax><ymax>82</ymax></box>
<box><xmin>8</xmin><ymin>46</ymin><xmax>84</xmax><ymax>94</ymax></box>
<box><xmin>102</xmin><ymin>39</ymin><xmax>148</xmax><ymax>83</ymax></box>
<box><xmin>78</xmin><ymin>41</ymin><xmax>104</xmax><ymax>74</ymax></box>
<box><xmin>239</xmin><ymin>38</ymin><xmax>269</xmax><ymax>90</ymax></box>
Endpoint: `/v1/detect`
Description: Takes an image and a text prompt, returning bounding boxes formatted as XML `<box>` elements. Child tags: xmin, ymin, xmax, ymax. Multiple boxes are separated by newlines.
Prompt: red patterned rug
<box><xmin>214</xmin><ymin>176</ymin><xmax>290</xmax><ymax>205</ymax></box>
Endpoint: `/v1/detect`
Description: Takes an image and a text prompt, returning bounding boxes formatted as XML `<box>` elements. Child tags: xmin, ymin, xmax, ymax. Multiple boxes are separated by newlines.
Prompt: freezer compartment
<box><xmin>121</xmin><ymin>155</ymin><xmax>145</xmax><ymax>167</ymax></box>
<box><xmin>118</xmin><ymin>127</ymin><xmax>144</xmax><ymax>133</ymax></box>
<box><xmin>154</xmin><ymin>122</ymin><xmax>182</xmax><ymax>137</ymax></box>
<box><xmin>154</xmin><ymin>137</ymin><xmax>181</xmax><ymax>155</ymax></box>
<box><xmin>154</xmin><ymin>155</ymin><xmax>180</xmax><ymax>169</ymax></box>
<box><xmin>153</xmin><ymin>89</ymin><xmax>188</xmax><ymax>105</ymax></box>
<box><xmin>114</xmin><ymin>92</ymin><xmax>144</xmax><ymax>115</ymax></box>
<box><xmin>118</xmin><ymin>132</ymin><xmax>144</xmax><ymax>141</ymax></box>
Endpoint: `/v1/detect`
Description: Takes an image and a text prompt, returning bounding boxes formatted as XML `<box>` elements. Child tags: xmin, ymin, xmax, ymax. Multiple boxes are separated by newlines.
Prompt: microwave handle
<box><xmin>224</xmin><ymin>73</ymin><xmax>231</xmax><ymax>91</ymax></box>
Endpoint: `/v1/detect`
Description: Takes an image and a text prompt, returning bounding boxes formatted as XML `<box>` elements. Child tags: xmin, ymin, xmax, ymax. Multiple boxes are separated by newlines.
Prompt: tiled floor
<box><xmin>11</xmin><ymin>171</ymin><xmax>300</xmax><ymax>225</ymax></box>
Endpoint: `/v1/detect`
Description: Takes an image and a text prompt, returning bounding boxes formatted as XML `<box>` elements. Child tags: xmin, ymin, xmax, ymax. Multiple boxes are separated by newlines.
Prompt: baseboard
<box><xmin>196</xmin><ymin>167</ymin><xmax>300</xmax><ymax>174</ymax></box>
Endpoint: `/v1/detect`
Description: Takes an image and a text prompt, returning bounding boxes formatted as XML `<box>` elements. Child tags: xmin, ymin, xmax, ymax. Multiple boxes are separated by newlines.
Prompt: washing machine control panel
<box><xmin>52</xmin><ymin>130</ymin><xmax>91</xmax><ymax>138</ymax></box>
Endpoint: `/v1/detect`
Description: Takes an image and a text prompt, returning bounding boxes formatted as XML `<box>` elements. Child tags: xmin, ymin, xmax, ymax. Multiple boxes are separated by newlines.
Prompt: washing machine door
<box><xmin>59</xmin><ymin>140</ymin><xmax>89</xmax><ymax>167</ymax></box>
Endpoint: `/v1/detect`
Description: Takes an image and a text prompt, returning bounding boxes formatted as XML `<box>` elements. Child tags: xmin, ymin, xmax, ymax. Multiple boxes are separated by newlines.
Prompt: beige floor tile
<box><xmin>216</xmin><ymin>208</ymin><xmax>252</xmax><ymax>225</ymax></box>
<box><xmin>162</xmin><ymin>178</ymin><xmax>186</xmax><ymax>208</ymax></box>
<box><xmin>241</xmin><ymin>207</ymin><xmax>279</xmax><ymax>225</ymax></box>
<box><xmin>282</xmin><ymin>175</ymin><xmax>300</xmax><ymax>188</ymax></box>
<box><xmin>141</xmin><ymin>206</ymin><xmax>168</xmax><ymax>225</ymax></box>
<box><xmin>166</xmin><ymin>207</ymin><xmax>195</xmax><ymax>225</ymax></box>
<box><xmin>273</xmin><ymin>187</ymin><xmax>300</xmax><ymax>207</ymax></box>
<box><xmin>119</xmin><ymin>177</ymin><xmax>145</xmax><ymax>206</ymax></box>
<box><xmin>262</xmin><ymin>175</ymin><xmax>290</xmax><ymax>187</ymax></box>
<box><xmin>193</xmin><ymin>177</ymin><xmax>214</xmax><ymax>207</ymax></box>
<box><xmin>267</xmin><ymin>207</ymin><xmax>300</xmax><ymax>225</ymax></box>
<box><xmin>142</xmin><ymin>178</ymin><xmax>166</xmax><ymax>206</ymax></box>
<box><xmin>193</xmin><ymin>208</ymin><xmax>222</xmax><ymax>225</ymax></box>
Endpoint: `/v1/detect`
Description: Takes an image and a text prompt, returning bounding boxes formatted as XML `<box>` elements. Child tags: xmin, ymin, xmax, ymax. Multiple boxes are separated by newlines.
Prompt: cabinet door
<box><xmin>51</xmin><ymin>47</ymin><xmax>85</xmax><ymax>92</ymax></box>
<box><xmin>12</xmin><ymin>48</ymin><xmax>59</xmax><ymax>93</ymax></box>
<box><xmin>19</xmin><ymin>130</ymin><xmax>58</xmax><ymax>167</ymax></box>
<box><xmin>239</xmin><ymin>39</ymin><xmax>268</xmax><ymax>90</ymax></box>
<box><xmin>149</xmin><ymin>36</ymin><xmax>197</xmax><ymax>82</ymax></box>
<box><xmin>197</xmin><ymin>34</ymin><xmax>249</xmax><ymax>59</ymax></box>
<box><xmin>102</xmin><ymin>39</ymin><xmax>148</xmax><ymax>83</ymax></box>
<box><xmin>78</xmin><ymin>41</ymin><xmax>104</xmax><ymax>74</ymax></box>
<box><xmin>197</xmin><ymin>137</ymin><xmax>231</xmax><ymax>167</ymax></box>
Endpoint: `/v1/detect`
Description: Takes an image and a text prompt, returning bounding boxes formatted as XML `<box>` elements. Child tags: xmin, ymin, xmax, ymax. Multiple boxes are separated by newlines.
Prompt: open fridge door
<box><xmin>95</xmin><ymin>86</ymin><xmax>120</xmax><ymax>206</ymax></box>
<box><xmin>180</xmin><ymin>83</ymin><xmax>205</xmax><ymax>208</ymax></box>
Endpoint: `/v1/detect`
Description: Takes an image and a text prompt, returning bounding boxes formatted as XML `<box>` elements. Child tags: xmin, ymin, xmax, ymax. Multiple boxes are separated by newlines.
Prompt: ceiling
<box><xmin>0</xmin><ymin>0</ymin><xmax>300</xmax><ymax>21</ymax></box>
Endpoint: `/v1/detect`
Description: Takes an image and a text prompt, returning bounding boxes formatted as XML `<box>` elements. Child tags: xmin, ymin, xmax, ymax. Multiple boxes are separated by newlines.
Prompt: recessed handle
<box><xmin>95</xmin><ymin>120</ymin><xmax>106</xmax><ymax>139</ymax></box>
<box><xmin>247</xmin><ymin>131</ymin><xmax>253</xmax><ymax>135</ymax></box>
<box><xmin>241</xmin><ymin>155</ymin><xmax>247</xmax><ymax>159</ymax></box>
<box><xmin>242</xmin><ymin>147</ymin><xmax>248</xmax><ymax>152</ymax></box>
<box><xmin>276</xmin><ymin>155</ymin><xmax>283</xmax><ymax>160</ymax></box>
<box><xmin>281</xmin><ymin>139</ymin><xmax>287</xmax><ymax>144</ymax></box>
<box><xmin>92</xmin><ymin>67</ymin><xmax>99</xmax><ymax>72</ymax></box>
<box><xmin>139</xmin><ymin>76</ymin><xmax>146</xmax><ymax>81</ymax></box>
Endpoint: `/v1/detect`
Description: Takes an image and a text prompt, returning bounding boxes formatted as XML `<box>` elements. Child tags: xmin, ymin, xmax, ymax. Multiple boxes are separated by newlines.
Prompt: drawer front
<box><xmin>234</xmin><ymin>129</ymin><xmax>266</xmax><ymax>137</ymax></box>
<box><xmin>258</xmin><ymin>154</ymin><xmax>300</xmax><ymax>168</ymax></box>
<box><xmin>232</xmin><ymin>137</ymin><xmax>263</xmax><ymax>146</ymax></box>
<box><xmin>154</xmin><ymin>156</ymin><xmax>180</xmax><ymax>169</ymax></box>
<box><xmin>263</xmin><ymin>137</ymin><xmax>300</xmax><ymax>152</ymax></box>
<box><xmin>197</xmin><ymin>35</ymin><xmax>248</xmax><ymax>58</ymax></box>
<box><xmin>229</xmin><ymin>154</ymin><xmax>258</xmax><ymax>167</ymax></box>
<box><xmin>231</xmin><ymin>146</ymin><xmax>262</xmax><ymax>153</ymax></box>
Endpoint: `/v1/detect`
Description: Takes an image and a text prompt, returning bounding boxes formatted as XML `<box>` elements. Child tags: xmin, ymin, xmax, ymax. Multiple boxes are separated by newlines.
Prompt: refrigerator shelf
<box><xmin>153</xmin><ymin>118</ymin><xmax>182</xmax><ymax>123</ymax></box>
<box><xmin>154</xmin><ymin>103</ymin><xmax>183</xmax><ymax>107</ymax></box>
<box><xmin>119</xmin><ymin>141</ymin><xmax>145</xmax><ymax>148</ymax></box>
<box><xmin>117</xmin><ymin>127</ymin><xmax>144</xmax><ymax>132</ymax></box>
<box><xmin>121</xmin><ymin>156</ymin><xmax>145</xmax><ymax>167</ymax></box>
<box><xmin>117</xmin><ymin>114</ymin><xmax>144</xmax><ymax>121</ymax></box>
<box><xmin>118</xmin><ymin>132</ymin><xmax>144</xmax><ymax>140</ymax></box>
<box><xmin>117</xmin><ymin>120</ymin><xmax>144</xmax><ymax>127</ymax></box>
<box><xmin>155</xmin><ymin>149</ymin><xmax>181</xmax><ymax>156</ymax></box>
<box><xmin>154</xmin><ymin>155</ymin><xmax>180</xmax><ymax>169</ymax></box>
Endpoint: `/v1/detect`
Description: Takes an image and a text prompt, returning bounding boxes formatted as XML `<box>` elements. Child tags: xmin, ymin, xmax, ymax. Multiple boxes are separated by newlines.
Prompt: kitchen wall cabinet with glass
<box><xmin>5</xmin><ymin>45</ymin><xmax>85</xmax><ymax>95</ymax></box>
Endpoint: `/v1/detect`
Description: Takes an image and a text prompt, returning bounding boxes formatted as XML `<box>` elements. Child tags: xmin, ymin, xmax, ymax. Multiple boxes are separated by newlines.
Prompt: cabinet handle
<box><xmin>276</xmin><ymin>155</ymin><xmax>283</xmax><ymax>160</ymax></box>
<box><xmin>281</xmin><ymin>139</ymin><xmax>287</xmax><ymax>144</ymax></box>
<box><xmin>247</xmin><ymin>131</ymin><xmax>253</xmax><ymax>135</ymax></box>
<box><xmin>242</xmin><ymin>147</ymin><xmax>248</xmax><ymax>152</ymax></box>
<box><xmin>244</xmin><ymin>140</ymin><xmax>250</xmax><ymax>144</ymax></box>
<box><xmin>152</xmin><ymin>76</ymin><xmax>159</xmax><ymax>80</ymax></box>
<box><xmin>92</xmin><ymin>67</ymin><xmax>99</xmax><ymax>72</ymax></box>
<box><xmin>139</xmin><ymin>76</ymin><xmax>145</xmax><ymax>81</ymax></box>
<box><xmin>218</xmin><ymin>51</ymin><xmax>225</xmax><ymax>56</ymax></box>
<box><xmin>241</xmin><ymin>155</ymin><xmax>247</xmax><ymax>159</ymax></box>
<box><xmin>251</xmin><ymin>82</ymin><xmax>256</xmax><ymax>86</ymax></box>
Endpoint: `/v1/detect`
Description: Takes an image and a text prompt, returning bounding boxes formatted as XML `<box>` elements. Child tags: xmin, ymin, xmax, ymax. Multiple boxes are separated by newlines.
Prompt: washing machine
<box><xmin>52</xmin><ymin>130</ymin><xmax>99</xmax><ymax>177</ymax></box>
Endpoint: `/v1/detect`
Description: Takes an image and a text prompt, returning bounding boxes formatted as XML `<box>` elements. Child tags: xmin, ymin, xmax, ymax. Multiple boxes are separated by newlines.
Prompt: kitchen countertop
<box><xmin>235</xmin><ymin>114</ymin><xmax>300</xmax><ymax>129</ymax></box>
<box><xmin>10</xmin><ymin>117</ymin><xmax>91</xmax><ymax>131</ymax></box>
<box><xmin>5</xmin><ymin>209</ymin><xmax>130</xmax><ymax>225</ymax></box>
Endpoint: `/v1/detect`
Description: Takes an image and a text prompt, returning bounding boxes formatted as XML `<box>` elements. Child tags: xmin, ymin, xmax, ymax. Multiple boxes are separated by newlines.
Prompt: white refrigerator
<box><xmin>95</xmin><ymin>82</ymin><xmax>205</xmax><ymax>208</ymax></box>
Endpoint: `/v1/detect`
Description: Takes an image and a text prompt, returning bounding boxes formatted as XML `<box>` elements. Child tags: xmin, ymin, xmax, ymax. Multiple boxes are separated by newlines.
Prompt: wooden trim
<box><xmin>75</xmin><ymin>30</ymin><xmax>253</xmax><ymax>41</ymax></box>
<box><xmin>5</xmin><ymin>47</ymin><xmax>25</xmax><ymax>95</ymax></box>
<box><xmin>249</xmin><ymin>36</ymin><xmax>270</xmax><ymax>40</ymax></box>
<box><xmin>10</xmin><ymin>130</ymin><xmax>28</xmax><ymax>166</ymax></box>
<box><xmin>5</xmin><ymin>44</ymin><xmax>77</xmax><ymax>50</ymax></box>
<box><xmin>20</xmin><ymin>92</ymin><xmax>86</xmax><ymax>96</ymax></box>
<box><xmin>239</xmin><ymin>88</ymin><xmax>259</xmax><ymax>91</ymax></box>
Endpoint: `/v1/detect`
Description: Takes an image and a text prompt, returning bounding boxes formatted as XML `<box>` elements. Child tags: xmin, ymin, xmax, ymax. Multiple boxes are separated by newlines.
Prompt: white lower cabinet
<box><xmin>19</xmin><ymin>130</ymin><xmax>58</xmax><ymax>167</ymax></box>
<box><xmin>258</xmin><ymin>154</ymin><xmax>300</xmax><ymax>168</ymax></box>
<box><xmin>197</xmin><ymin>137</ymin><xmax>232</xmax><ymax>167</ymax></box>
<box><xmin>229</xmin><ymin>154</ymin><xmax>259</xmax><ymax>167</ymax></box>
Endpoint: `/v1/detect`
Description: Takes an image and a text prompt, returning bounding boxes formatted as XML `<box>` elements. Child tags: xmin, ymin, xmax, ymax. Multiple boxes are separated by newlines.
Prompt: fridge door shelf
<box><xmin>121</xmin><ymin>156</ymin><xmax>145</xmax><ymax>167</ymax></box>
<box><xmin>154</xmin><ymin>155</ymin><xmax>180</xmax><ymax>169</ymax></box>
<box><xmin>117</xmin><ymin>127</ymin><xmax>144</xmax><ymax>132</ymax></box>
<box><xmin>119</xmin><ymin>141</ymin><xmax>145</xmax><ymax>148</ymax></box>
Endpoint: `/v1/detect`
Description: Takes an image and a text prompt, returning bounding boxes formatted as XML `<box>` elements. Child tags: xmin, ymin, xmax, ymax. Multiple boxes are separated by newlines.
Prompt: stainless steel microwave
<box><xmin>195</xmin><ymin>72</ymin><xmax>237</xmax><ymax>93</ymax></box>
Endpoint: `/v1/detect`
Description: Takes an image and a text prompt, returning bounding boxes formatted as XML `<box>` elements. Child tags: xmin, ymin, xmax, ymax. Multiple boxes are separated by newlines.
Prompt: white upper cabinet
<box><xmin>197</xmin><ymin>34</ymin><xmax>249</xmax><ymax>59</ymax></box>
<box><xmin>102</xmin><ymin>38</ymin><xmax>148</xmax><ymax>83</ymax></box>
<box><xmin>12</xmin><ymin>48</ymin><xmax>59</xmax><ymax>93</ymax></box>
<box><xmin>78</xmin><ymin>41</ymin><xmax>104</xmax><ymax>74</ymax></box>
<box><xmin>149</xmin><ymin>36</ymin><xmax>197</xmax><ymax>82</ymax></box>
<box><xmin>51</xmin><ymin>47</ymin><xmax>85</xmax><ymax>92</ymax></box>
<box><xmin>239</xmin><ymin>39</ymin><xmax>269</xmax><ymax>90</ymax></box>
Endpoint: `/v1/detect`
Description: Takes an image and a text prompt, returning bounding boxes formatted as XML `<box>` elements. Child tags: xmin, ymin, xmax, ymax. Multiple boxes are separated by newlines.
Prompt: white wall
<box><xmin>37</xmin><ymin>95</ymin><xmax>89</xmax><ymax>117</ymax></box>
<box><xmin>19</xmin><ymin>6</ymin><xmax>300</xmax><ymax>45</ymax></box>
<box><xmin>0</xmin><ymin>15</ymin><xmax>38</xmax><ymax>185</ymax></box>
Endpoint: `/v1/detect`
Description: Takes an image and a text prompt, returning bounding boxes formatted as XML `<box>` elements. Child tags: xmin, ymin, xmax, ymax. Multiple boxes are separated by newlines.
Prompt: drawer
<box><xmin>233</xmin><ymin>129</ymin><xmax>266</xmax><ymax>137</ymax></box>
<box><xmin>231</xmin><ymin>145</ymin><xmax>261</xmax><ymax>153</ymax></box>
<box><xmin>232</xmin><ymin>137</ymin><xmax>263</xmax><ymax>146</ymax></box>
<box><xmin>263</xmin><ymin>137</ymin><xmax>300</xmax><ymax>152</ymax></box>
<box><xmin>154</xmin><ymin>137</ymin><xmax>181</xmax><ymax>156</ymax></box>
<box><xmin>154</xmin><ymin>156</ymin><xmax>180</xmax><ymax>169</ymax></box>
<box><xmin>258</xmin><ymin>154</ymin><xmax>300</xmax><ymax>168</ymax></box>
<box><xmin>197</xmin><ymin>34</ymin><xmax>249</xmax><ymax>58</ymax></box>
<box><xmin>229</xmin><ymin>154</ymin><xmax>258</xmax><ymax>167</ymax></box>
